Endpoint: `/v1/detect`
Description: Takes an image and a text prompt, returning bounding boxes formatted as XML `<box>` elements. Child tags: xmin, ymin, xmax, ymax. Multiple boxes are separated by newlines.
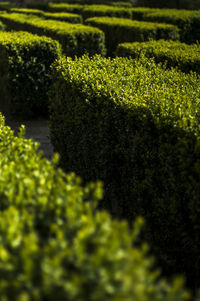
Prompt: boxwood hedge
<box><xmin>0</xmin><ymin>113</ymin><xmax>190</xmax><ymax>301</ymax></box>
<box><xmin>82</xmin><ymin>4</ymin><xmax>132</xmax><ymax>20</ymax></box>
<box><xmin>0</xmin><ymin>31</ymin><xmax>62</xmax><ymax>118</ymax></box>
<box><xmin>49</xmin><ymin>54</ymin><xmax>200</xmax><ymax>291</ymax></box>
<box><xmin>0</xmin><ymin>13</ymin><xmax>105</xmax><ymax>57</ymax></box>
<box><xmin>86</xmin><ymin>16</ymin><xmax>179</xmax><ymax>55</ymax></box>
<box><xmin>116</xmin><ymin>40</ymin><xmax>200</xmax><ymax>73</ymax></box>
<box><xmin>47</xmin><ymin>3</ymin><xmax>84</xmax><ymax>14</ymax></box>
<box><xmin>11</xmin><ymin>8</ymin><xmax>83</xmax><ymax>23</ymax></box>
<box><xmin>143</xmin><ymin>9</ymin><xmax>200</xmax><ymax>44</ymax></box>
<box><xmin>0</xmin><ymin>20</ymin><xmax>5</xmax><ymax>30</ymax></box>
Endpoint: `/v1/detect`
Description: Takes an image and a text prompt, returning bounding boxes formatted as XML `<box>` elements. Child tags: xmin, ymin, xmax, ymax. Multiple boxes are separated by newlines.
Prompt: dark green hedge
<box><xmin>130</xmin><ymin>7</ymin><xmax>158</xmax><ymax>20</ymax></box>
<box><xmin>86</xmin><ymin>16</ymin><xmax>179</xmax><ymax>56</ymax></box>
<box><xmin>0</xmin><ymin>20</ymin><xmax>5</xmax><ymax>30</ymax></box>
<box><xmin>0</xmin><ymin>31</ymin><xmax>62</xmax><ymax>118</ymax></box>
<box><xmin>0</xmin><ymin>113</ymin><xmax>189</xmax><ymax>301</ymax></box>
<box><xmin>11</xmin><ymin>8</ymin><xmax>83</xmax><ymax>23</ymax></box>
<box><xmin>143</xmin><ymin>9</ymin><xmax>200</xmax><ymax>44</ymax></box>
<box><xmin>0</xmin><ymin>13</ymin><xmax>105</xmax><ymax>57</ymax></box>
<box><xmin>49</xmin><ymin>54</ymin><xmax>200</xmax><ymax>291</ymax></box>
<box><xmin>116</xmin><ymin>40</ymin><xmax>200</xmax><ymax>73</ymax></box>
<box><xmin>0</xmin><ymin>1</ymin><xmax>12</xmax><ymax>11</ymax></box>
<box><xmin>82</xmin><ymin>4</ymin><xmax>132</xmax><ymax>20</ymax></box>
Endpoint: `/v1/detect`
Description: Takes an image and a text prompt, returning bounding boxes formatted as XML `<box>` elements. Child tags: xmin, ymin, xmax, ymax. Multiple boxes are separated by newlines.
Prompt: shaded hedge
<box><xmin>0</xmin><ymin>31</ymin><xmax>62</xmax><ymax>118</ymax></box>
<box><xmin>0</xmin><ymin>112</ymin><xmax>190</xmax><ymax>301</ymax></box>
<box><xmin>86</xmin><ymin>16</ymin><xmax>179</xmax><ymax>55</ymax></box>
<box><xmin>0</xmin><ymin>12</ymin><xmax>105</xmax><ymax>57</ymax></box>
<box><xmin>49</xmin><ymin>54</ymin><xmax>200</xmax><ymax>291</ymax></box>
<box><xmin>116</xmin><ymin>40</ymin><xmax>200</xmax><ymax>73</ymax></box>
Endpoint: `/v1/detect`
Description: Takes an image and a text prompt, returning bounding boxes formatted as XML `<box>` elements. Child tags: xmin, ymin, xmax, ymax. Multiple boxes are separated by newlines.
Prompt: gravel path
<box><xmin>5</xmin><ymin>116</ymin><xmax>53</xmax><ymax>160</ymax></box>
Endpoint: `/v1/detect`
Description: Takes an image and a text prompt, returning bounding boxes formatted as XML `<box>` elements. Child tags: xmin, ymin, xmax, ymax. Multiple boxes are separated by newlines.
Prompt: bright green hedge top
<box><xmin>143</xmin><ymin>8</ymin><xmax>200</xmax><ymax>26</ymax></box>
<box><xmin>0</xmin><ymin>113</ymin><xmax>189</xmax><ymax>301</ymax></box>
<box><xmin>82</xmin><ymin>4</ymin><xmax>132</xmax><ymax>19</ymax></box>
<box><xmin>0</xmin><ymin>12</ymin><xmax>101</xmax><ymax>36</ymax></box>
<box><xmin>116</xmin><ymin>40</ymin><xmax>200</xmax><ymax>73</ymax></box>
<box><xmin>11</xmin><ymin>8</ymin><xmax>82</xmax><ymax>23</ymax></box>
<box><xmin>53</xmin><ymin>54</ymin><xmax>200</xmax><ymax>134</ymax></box>
<box><xmin>48</xmin><ymin>2</ymin><xmax>84</xmax><ymax>13</ymax></box>
<box><xmin>86</xmin><ymin>16</ymin><xmax>180</xmax><ymax>32</ymax></box>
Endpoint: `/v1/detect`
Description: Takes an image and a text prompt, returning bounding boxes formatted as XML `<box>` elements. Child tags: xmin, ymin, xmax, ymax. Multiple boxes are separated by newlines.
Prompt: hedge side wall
<box><xmin>49</xmin><ymin>54</ymin><xmax>200</xmax><ymax>290</ymax></box>
<box><xmin>0</xmin><ymin>113</ymin><xmax>189</xmax><ymax>301</ymax></box>
<box><xmin>0</xmin><ymin>31</ymin><xmax>62</xmax><ymax>118</ymax></box>
<box><xmin>86</xmin><ymin>16</ymin><xmax>179</xmax><ymax>56</ymax></box>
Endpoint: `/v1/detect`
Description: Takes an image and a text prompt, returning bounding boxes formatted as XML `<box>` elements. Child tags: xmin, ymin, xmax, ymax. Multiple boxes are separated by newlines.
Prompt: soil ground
<box><xmin>5</xmin><ymin>116</ymin><xmax>53</xmax><ymax>160</ymax></box>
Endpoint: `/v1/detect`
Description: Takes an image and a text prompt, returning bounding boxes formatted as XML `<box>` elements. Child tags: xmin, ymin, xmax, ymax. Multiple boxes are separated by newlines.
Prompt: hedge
<box><xmin>82</xmin><ymin>4</ymin><xmax>132</xmax><ymax>20</ymax></box>
<box><xmin>0</xmin><ymin>1</ymin><xmax>12</xmax><ymax>11</ymax></box>
<box><xmin>0</xmin><ymin>31</ymin><xmax>62</xmax><ymax>118</ymax></box>
<box><xmin>86</xmin><ymin>16</ymin><xmax>179</xmax><ymax>55</ymax></box>
<box><xmin>143</xmin><ymin>9</ymin><xmax>200</xmax><ymax>44</ymax></box>
<box><xmin>130</xmin><ymin>7</ymin><xmax>158</xmax><ymax>20</ymax></box>
<box><xmin>116</xmin><ymin>40</ymin><xmax>200</xmax><ymax>73</ymax></box>
<box><xmin>49</xmin><ymin>54</ymin><xmax>200</xmax><ymax>291</ymax></box>
<box><xmin>47</xmin><ymin>3</ymin><xmax>84</xmax><ymax>14</ymax></box>
<box><xmin>11</xmin><ymin>8</ymin><xmax>83</xmax><ymax>23</ymax></box>
<box><xmin>0</xmin><ymin>20</ymin><xmax>5</xmax><ymax>30</ymax></box>
<box><xmin>53</xmin><ymin>0</ymin><xmax>132</xmax><ymax>6</ymax></box>
<box><xmin>0</xmin><ymin>13</ymin><xmax>105</xmax><ymax>57</ymax></box>
<box><xmin>0</xmin><ymin>112</ymin><xmax>190</xmax><ymax>301</ymax></box>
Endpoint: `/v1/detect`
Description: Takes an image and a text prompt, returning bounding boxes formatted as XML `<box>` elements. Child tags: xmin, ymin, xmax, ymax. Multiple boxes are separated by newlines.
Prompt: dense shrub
<box><xmin>130</xmin><ymin>7</ymin><xmax>157</xmax><ymax>20</ymax></box>
<box><xmin>53</xmin><ymin>0</ymin><xmax>133</xmax><ymax>6</ymax></box>
<box><xmin>86</xmin><ymin>16</ymin><xmax>179</xmax><ymax>55</ymax></box>
<box><xmin>0</xmin><ymin>1</ymin><xmax>12</xmax><ymax>11</ymax></box>
<box><xmin>0</xmin><ymin>113</ymin><xmax>190</xmax><ymax>301</ymax></box>
<box><xmin>0</xmin><ymin>31</ymin><xmax>62</xmax><ymax>118</ymax></box>
<box><xmin>11</xmin><ymin>8</ymin><xmax>83</xmax><ymax>23</ymax></box>
<box><xmin>116</xmin><ymin>40</ymin><xmax>200</xmax><ymax>73</ymax></box>
<box><xmin>82</xmin><ymin>4</ymin><xmax>132</xmax><ymax>20</ymax></box>
<box><xmin>47</xmin><ymin>3</ymin><xmax>84</xmax><ymax>14</ymax></box>
<box><xmin>49</xmin><ymin>54</ymin><xmax>200</xmax><ymax>291</ymax></box>
<box><xmin>143</xmin><ymin>9</ymin><xmax>200</xmax><ymax>44</ymax></box>
<box><xmin>0</xmin><ymin>20</ymin><xmax>5</xmax><ymax>30</ymax></box>
<box><xmin>0</xmin><ymin>13</ymin><xmax>105</xmax><ymax>57</ymax></box>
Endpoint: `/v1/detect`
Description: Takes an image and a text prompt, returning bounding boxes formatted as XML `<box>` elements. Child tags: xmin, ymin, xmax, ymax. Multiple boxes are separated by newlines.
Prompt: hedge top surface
<box><xmin>11</xmin><ymin>8</ymin><xmax>82</xmax><ymax>20</ymax></box>
<box><xmin>0</xmin><ymin>12</ymin><xmax>101</xmax><ymax>35</ymax></box>
<box><xmin>83</xmin><ymin>4</ymin><xmax>131</xmax><ymax>12</ymax></box>
<box><xmin>86</xmin><ymin>16</ymin><xmax>180</xmax><ymax>30</ymax></box>
<box><xmin>144</xmin><ymin>8</ymin><xmax>200</xmax><ymax>24</ymax></box>
<box><xmin>53</xmin><ymin>55</ymin><xmax>200</xmax><ymax>134</ymax></box>
<box><xmin>48</xmin><ymin>2</ymin><xmax>84</xmax><ymax>10</ymax></box>
<box><xmin>117</xmin><ymin>40</ymin><xmax>200</xmax><ymax>61</ymax></box>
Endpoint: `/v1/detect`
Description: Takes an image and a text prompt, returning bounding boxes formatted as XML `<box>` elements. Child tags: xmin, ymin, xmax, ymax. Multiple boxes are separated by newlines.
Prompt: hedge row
<box><xmin>86</xmin><ymin>16</ymin><xmax>179</xmax><ymax>56</ymax></box>
<box><xmin>0</xmin><ymin>31</ymin><xmax>62</xmax><ymax>118</ymax></box>
<box><xmin>11</xmin><ymin>8</ymin><xmax>83</xmax><ymax>23</ymax></box>
<box><xmin>82</xmin><ymin>4</ymin><xmax>132</xmax><ymax>20</ymax></box>
<box><xmin>52</xmin><ymin>0</ymin><xmax>133</xmax><ymax>6</ymax></box>
<box><xmin>0</xmin><ymin>20</ymin><xmax>5</xmax><ymax>30</ymax></box>
<box><xmin>142</xmin><ymin>9</ymin><xmax>200</xmax><ymax>43</ymax></box>
<box><xmin>0</xmin><ymin>13</ymin><xmax>105</xmax><ymax>57</ymax></box>
<box><xmin>0</xmin><ymin>113</ymin><xmax>190</xmax><ymax>301</ymax></box>
<box><xmin>47</xmin><ymin>3</ymin><xmax>84</xmax><ymax>14</ymax></box>
<box><xmin>49</xmin><ymin>54</ymin><xmax>200</xmax><ymax>290</ymax></box>
<box><xmin>116</xmin><ymin>40</ymin><xmax>200</xmax><ymax>73</ymax></box>
<box><xmin>0</xmin><ymin>1</ymin><xmax>12</xmax><ymax>11</ymax></box>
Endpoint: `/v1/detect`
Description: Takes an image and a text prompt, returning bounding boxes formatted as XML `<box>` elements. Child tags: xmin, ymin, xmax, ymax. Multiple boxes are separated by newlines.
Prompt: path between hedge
<box><xmin>5</xmin><ymin>116</ymin><xmax>53</xmax><ymax>160</ymax></box>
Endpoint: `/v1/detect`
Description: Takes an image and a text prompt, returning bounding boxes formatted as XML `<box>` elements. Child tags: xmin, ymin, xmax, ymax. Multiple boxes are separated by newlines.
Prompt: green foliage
<box><xmin>0</xmin><ymin>20</ymin><xmax>5</xmax><ymax>30</ymax></box>
<box><xmin>49</xmin><ymin>54</ymin><xmax>200</xmax><ymax>291</ymax></box>
<box><xmin>0</xmin><ymin>1</ymin><xmax>12</xmax><ymax>11</ymax></box>
<box><xmin>143</xmin><ymin>9</ymin><xmax>200</xmax><ymax>43</ymax></box>
<box><xmin>0</xmin><ymin>113</ymin><xmax>189</xmax><ymax>301</ymax></box>
<box><xmin>11</xmin><ymin>8</ymin><xmax>83</xmax><ymax>24</ymax></box>
<box><xmin>0</xmin><ymin>31</ymin><xmax>62</xmax><ymax>118</ymax></box>
<box><xmin>48</xmin><ymin>3</ymin><xmax>84</xmax><ymax>14</ymax></box>
<box><xmin>116</xmin><ymin>40</ymin><xmax>200</xmax><ymax>73</ymax></box>
<box><xmin>86</xmin><ymin>16</ymin><xmax>179</xmax><ymax>55</ymax></box>
<box><xmin>130</xmin><ymin>7</ymin><xmax>158</xmax><ymax>20</ymax></box>
<box><xmin>82</xmin><ymin>4</ymin><xmax>132</xmax><ymax>20</ymax></box>
<box><xmin>0</xmin><ymin>12</ymin><xmax>105</xmax><ymax>57</ymax></box>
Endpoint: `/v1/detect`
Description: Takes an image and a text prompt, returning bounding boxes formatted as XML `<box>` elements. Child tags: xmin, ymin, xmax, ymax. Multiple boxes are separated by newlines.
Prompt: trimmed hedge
<box><xmin>0</xmin><ymin>1</ymin><xmax>12</xmax><ymax>11</ymax></box>
<box><xmin>0</xmin><ymin>13</ymin><xmax>105</xmax><ymax>57</ymax></box>
<box><xmin>86</xmin><ymin>16</ymin><xmax>179</xmax><ymax>55</ymax></box>
<box><xmin>0</xmin><ymin>31</ymin><xmax>62</xmax><ymax>118</ymax></box>
<box><xmin>143</xmin><ymin>9</ymin><xmax>200</xmax><ymax>43</ymax></box>
<box><xmin>53</xmin><ymin>0</ymin><xmax>132</xmax><ymax>6</ymax></box>
<box><xmin>49</xmin><ymin>54</ymin><xmax>200</xmax><ymax>291</ymax></box>
<box><xmin>47</xmin><ymin>3</ymin><xmax>84</xmax><ymax>14</ymax></box>
<box><xmin>82</xmin><ymin>4</ymin><xmax>132</xmax><ymax>20</ymax></box>
<box><xmin>116</xmin><ymin>40</ymin><xmax>200</xmax><ymax>73</ymax></box>
<box><xmin>11</xmin><ymin>8</ymin><xmax>83</xmax><ymax>23</ymax></box>
<box><xmin>0</xmin><ymin>113</ymin><xmax>189</xmax><ymax>301</ymax></box>
<box><xmin>0</xmin><ymin>20</ymin><xmax>5</xmax><ymax>30</ymax></box>
<box><xmin>130</xmin><ymin>7</ymin><xmax>158</xmax><ymax>20</ymax></box>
